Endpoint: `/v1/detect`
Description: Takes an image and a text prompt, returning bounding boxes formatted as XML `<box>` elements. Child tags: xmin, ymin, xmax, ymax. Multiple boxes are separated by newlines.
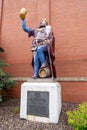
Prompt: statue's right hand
<box><xmin>19</xmin><ymin>8</ymin><xmax>27</xmax><ymax>19</ymax></box>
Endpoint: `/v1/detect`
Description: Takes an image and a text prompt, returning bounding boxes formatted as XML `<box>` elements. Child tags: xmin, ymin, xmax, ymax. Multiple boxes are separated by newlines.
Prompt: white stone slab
<box><xmin>20</xmin><ymin>82</ymin><xmax>62</xmax><ymax>124</ymax></box>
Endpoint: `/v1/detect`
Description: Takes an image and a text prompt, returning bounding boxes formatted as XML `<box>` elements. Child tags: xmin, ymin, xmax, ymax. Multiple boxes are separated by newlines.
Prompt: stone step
<box><xmin>27</xmin><ymin>77</ymin><xmax>56</xmax><ymax>82</ymax></box>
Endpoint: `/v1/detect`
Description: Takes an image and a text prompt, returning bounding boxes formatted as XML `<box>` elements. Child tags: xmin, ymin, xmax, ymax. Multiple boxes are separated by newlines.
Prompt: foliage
<box><xmin>0</xmin><ymin>47</ymin><xmax>4</xmax><ymax>52</ymax></box>
<box><xmin>0</xmin><ymin>95</ymin><xmax>2</xmax><ymax>102</ymax></box>
<box><xmin>12</xmin><ymin>105</ymin><xmax>20</xmax><ymax>113</ymax></box>
<box><xmin>66</xmin><ymin>102</ymin><xmax>87</xmax><ymax>130</ymax></box>
<box><xmin>0</xmin><ymin>48</ymin><xmax>16</xmax><ymax>102</ymax></box>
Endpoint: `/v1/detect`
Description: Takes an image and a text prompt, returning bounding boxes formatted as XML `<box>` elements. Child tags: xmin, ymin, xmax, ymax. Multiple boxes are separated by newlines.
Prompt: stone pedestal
<box><xmin>20</xmin><ymin>79</ymin><xmax>62</xmax><ymax>124</ymax></box>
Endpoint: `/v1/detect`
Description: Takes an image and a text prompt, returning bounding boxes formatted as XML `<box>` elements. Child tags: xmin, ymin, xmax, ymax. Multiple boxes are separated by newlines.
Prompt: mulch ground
<box><xmin>0</xmin><ymin>97</ymin><xmax>78</xmax><ymax>130</ymax></box>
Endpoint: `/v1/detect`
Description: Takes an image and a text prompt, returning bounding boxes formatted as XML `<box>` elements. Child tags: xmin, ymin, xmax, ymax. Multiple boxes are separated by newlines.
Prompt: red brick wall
<box><xmin>51</xmin><ymin>0</ymin><xmax>87</xmax><ymax>76</ymax></box>
<box><xmin>1</xmin><ymin>0</ymin><xmax>87</xmax><ymax>102</ymax></box>
<box><xmin>8</xmin><ymin>81</ymin><xmax>87</xmax><ymax>103</ymax></box>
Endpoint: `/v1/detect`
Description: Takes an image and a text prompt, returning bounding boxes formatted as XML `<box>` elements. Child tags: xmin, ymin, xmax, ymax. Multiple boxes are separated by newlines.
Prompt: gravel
<box><xmin>0</xmin><ymin>97</ymin><xmax>78</xmax><ymax>130</ymax></box>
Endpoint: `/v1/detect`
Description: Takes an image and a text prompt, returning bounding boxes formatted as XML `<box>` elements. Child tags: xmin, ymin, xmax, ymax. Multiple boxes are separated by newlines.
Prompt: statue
<box><xmin>20</xmin><ymin>8</ymin><xmax>55</xmax><ymax>79</ymax></box>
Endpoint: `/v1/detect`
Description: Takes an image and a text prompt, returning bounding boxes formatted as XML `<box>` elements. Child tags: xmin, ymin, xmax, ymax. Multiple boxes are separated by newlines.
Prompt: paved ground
<box><xmin>0</xmin><ymin>97</ymin><xmax>78</xmax><ymax>130</ymax></box>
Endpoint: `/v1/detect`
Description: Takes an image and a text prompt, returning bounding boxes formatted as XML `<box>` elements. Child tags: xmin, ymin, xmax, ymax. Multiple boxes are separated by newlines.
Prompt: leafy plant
<box><xmin>12</xmin><ymin>105</ymin><xmax>20</xmax><ymax>113</ymax></box>
<box><xmin>0</xmin><ymin>47</ymin><xmax>16</xmax><ymax>102</ymax></box>
<box><xmin>0</xmin><ymin>47</ymin><xmax>4</xmax><ymax>52</ymax></box>
<box><xmin>66</xmin><ymin>102</ymin><xmax>87</xmax><ymax>130</ymax></box>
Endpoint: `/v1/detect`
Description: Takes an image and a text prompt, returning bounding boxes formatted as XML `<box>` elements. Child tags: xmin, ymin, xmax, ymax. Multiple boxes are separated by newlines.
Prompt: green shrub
<box><xmin>0</xmin><ymin>48</ymin><xmax>16</xmax><ymax>102</ymax></box>
<box><xmin>66</xmin><ymin>102</ymin><xmax>87</xmax><ymax>130</ymax></box>
<box><xmin>12</xmin><ymin>105</ymin><xmax>20</xmax><ymax>113</ymax></box>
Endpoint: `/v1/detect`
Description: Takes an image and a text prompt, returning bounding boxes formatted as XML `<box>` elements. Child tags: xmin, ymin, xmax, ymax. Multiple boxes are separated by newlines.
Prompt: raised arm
<box><xmin>20</xmin><ymin>8</ymin><xmax>31</xmax><ymax>33</ymax></box>
<box><xmin>22</xmin><ymin>19</ymin><xmax>30</xmax><ymax>33</ymax></box>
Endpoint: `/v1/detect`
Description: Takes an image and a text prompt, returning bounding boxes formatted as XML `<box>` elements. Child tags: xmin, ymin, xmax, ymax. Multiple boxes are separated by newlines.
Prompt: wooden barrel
<box><xmin>38</xmin><ymin>67</ymin><xmax>51</xmax><ymax>78</ymax></box>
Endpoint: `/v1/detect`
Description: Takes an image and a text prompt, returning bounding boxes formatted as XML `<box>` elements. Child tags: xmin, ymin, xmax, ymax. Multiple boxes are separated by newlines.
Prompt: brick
<box><xmin>1</xmin><ymin>0</ymin><xmax>87</xmax><ymax>101</ymax></box>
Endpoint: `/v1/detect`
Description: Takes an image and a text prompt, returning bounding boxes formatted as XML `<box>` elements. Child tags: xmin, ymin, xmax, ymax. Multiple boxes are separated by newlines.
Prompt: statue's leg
<box><xmin>33</xmin><ymin>51</ymin><xmax>39</xmax><ymax>78</ymax></box>
<box><xmin>37</xmin><ymin>45</ymin><xmax>47</xmax><ymax>68</ymax></box>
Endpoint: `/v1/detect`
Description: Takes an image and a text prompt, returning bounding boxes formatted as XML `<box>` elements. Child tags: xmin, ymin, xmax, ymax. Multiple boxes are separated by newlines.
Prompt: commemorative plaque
<box><xmin>27</xmin><ymin>91</ymin><xmax>49</xmax><ymax>117</ymax></box>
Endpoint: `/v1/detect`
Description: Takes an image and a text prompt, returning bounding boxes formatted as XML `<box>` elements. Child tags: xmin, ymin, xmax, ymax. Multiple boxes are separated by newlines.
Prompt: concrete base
<box><xmin>20</xmin><ymin>81</ymin><xmax>62</xmax><ymax>124</ymax></box>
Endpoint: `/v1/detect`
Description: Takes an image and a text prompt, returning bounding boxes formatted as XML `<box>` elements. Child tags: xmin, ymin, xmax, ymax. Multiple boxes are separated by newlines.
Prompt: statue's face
<box><xmin>40</xmin><ymin>21</ymin><xmax>46</xmax><ymax>27</ymax></box>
